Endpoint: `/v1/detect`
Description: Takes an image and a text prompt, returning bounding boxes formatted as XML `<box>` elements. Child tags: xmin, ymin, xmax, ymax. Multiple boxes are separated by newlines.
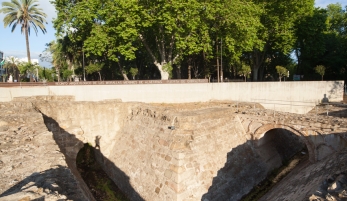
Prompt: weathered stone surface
<box><xmin>1</xmin><ymin>97</ymin><xmax>347</xmax><ymax>201</ymax></box>
<box><xmin>0</xmin><ymin>101</ymin><xmax>90</xmax><ymax>201</ymax></box>
<box><xmin>260</xmin><ymin>149</ymin><xmax>347</xmax><ymax>201</ymax></box>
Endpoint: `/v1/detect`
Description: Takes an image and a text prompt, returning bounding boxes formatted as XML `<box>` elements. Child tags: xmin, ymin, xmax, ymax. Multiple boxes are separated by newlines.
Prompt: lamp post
<box><xmin>220</xmin><ymin>38</ymin><xmax>223</xmax><ymax>82</ymax></box>
<box><xmin>83</xmin><ymin>49</ymin><xmax>86</xmax><ymax>81</ymax></box>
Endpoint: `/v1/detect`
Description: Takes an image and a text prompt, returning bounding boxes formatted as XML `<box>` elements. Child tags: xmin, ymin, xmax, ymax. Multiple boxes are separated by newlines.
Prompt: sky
<box><xmin>0</xmin><ymin>0</ymin><xmax>346</xmax><ymax>68</ymax></box>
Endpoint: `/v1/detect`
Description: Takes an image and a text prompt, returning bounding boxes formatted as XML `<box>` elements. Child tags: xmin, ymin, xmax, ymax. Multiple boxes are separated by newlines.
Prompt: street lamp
<box><xmin>83</xmin><ymin>49</ymin><xmax>86</xmax><ymax>81</ymax></box>
<box><xmin>221</xmin><ymin>38</ymin><xmax>223</xmax><ymax>82</ymax></box>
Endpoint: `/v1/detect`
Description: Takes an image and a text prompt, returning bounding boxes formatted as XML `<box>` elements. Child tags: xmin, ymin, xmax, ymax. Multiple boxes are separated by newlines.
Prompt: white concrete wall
<box><xmin>0</xmin><ymin>81</ymin><xmax>343</xmax><ymax>114</ymax></box>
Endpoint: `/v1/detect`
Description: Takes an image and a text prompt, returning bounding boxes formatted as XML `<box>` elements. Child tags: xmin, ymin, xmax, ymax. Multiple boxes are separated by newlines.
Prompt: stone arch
<box><xmin>253</xmin><ymin>123</ymin><xmax>315</xmax><ymax>162</ymax></box>
<box><xmin>248</xmin><ymin>121</ymin><xmax>264</xmax><ymax>134</ymax></box>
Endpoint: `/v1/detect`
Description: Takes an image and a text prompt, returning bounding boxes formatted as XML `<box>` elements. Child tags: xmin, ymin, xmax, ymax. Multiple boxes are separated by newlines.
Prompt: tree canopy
<box><xmin>48</xmin><ymin>0</ymin><xmax>347</xmax><ymax>82</ymax></box>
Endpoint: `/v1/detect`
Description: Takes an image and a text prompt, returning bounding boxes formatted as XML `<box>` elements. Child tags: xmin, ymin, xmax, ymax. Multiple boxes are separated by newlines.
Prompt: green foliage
<box><xmin>85</xmin><ymin>63</ymin><xmax>104</xmax><ymax>75</ymax></box>
<box><xmin>315</xmin><ymin>65</ymin><xmax>326</xmax><ymax>80</ymax></box>
<box><xmin>276</xmin><ymin>66</ymin><xmax>288</xmax><ymax>81</ymax></box>
<box><xmin>3</xmin><ymin>56</ymin><xmax>19</xmax><ymax>75</ymax></box>
<box><xmin>238</xmin><ymin>64</ymin><xmax>251</xmax><ymax>82</ymax></box>
<box><xmin>248</xmin><ymin>0</ymin><xmax>315</xmax><ymax>81</ymax></box>
<box><xmin>1</xmin><ymin>0</ymin><xmax>47</xmax><ymax>62</ymax></box>
<box><xmin>51</xmin><ymin>0</ymin><xmax>347</xmax><ymax>81</ymax></box>
<box><xmin>129</xmin><ymin>67</ymin><xmax>138</xmax><ymax>80</ymax></box>
<box><xmin>162</xmin><ymin>63</ymin><xmax>173</xmax><ymax>79</ymax></box>
<box><xmin>0</xmin><ymin>0</ymin><xmax>47</xmax><ymax>35</ymax></box>
<box><xmin>62</xmin><ymin>69</ymin><xmax>74</xmax><ymax>80</ymax></box>
<box><xmin>85</xmin><ymin>63</ymin><xmax>104</xmax><ymax>81</ymax></box>
<box><xmin>39</xmin><ymin>67</ymin><xmax>55</xmax><ymax>82</ymax></box>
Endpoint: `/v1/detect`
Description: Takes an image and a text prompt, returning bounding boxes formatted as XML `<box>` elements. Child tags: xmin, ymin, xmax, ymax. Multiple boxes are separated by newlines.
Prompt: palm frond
<box><xmin>1</xmin><ymin>0</ymin><xmax>47</xmax><ymax>62</ymax></box>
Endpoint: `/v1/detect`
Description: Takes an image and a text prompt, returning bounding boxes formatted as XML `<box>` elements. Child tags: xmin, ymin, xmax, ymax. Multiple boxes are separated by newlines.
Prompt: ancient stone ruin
<box><xmin>1</xmin><ymin>95</ymin><xmax>347</xmax><ymax>201</ymax></box>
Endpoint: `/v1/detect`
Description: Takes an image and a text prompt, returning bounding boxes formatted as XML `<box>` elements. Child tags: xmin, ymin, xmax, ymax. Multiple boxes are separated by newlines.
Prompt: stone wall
<box><xmin>3</xmin><ymin>97</ymin><xmax>347</xmax><ymax>200</ymax></box>
<box><xmin>32</xmin><ymin>99</ymin><xmax>323</xmax><ymax>201</ymax></box>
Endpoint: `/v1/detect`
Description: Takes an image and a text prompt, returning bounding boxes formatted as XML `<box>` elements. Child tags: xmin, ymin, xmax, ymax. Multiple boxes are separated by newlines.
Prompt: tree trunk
<box><xmin>220</xmin><ymin>61</ymin><xmax>223</xmax><ymax>82</ymax></box>
<box><xmin>56</xmin><ymin>68</ymin><xmax>60</xmax><ymax>82</ymax></box>
<box><xmin>138</xmin><ymin>34</ymin><xmax>174</xmax><ymax>80</ymax></box>
<box><xmin>252</xmin><ymin>48</ymin><xmax>267</xmax><ymax>81</ymax></box>
<box><xmin>159</xmin><ymin>71</ymin><xmax>169</xmax><ymax>80</ymax></box>
<box><xmin>25</xmin><ymin>27</ymin><xmax>31</xmax><ymax>63</ymax></box>
<box><xmin>259</xmin><ymin>65</ymin><xmax>264</xmax><ymax>81</ymax></box>
<box><xmin>188</xmin><ymin>65</ymin><xmax>191</xmax><ymax>79</ymax></box>
<box><xmin>25</xmin><ymin>27</ymin><xmax>33</xmax><ymax>82</ymax></box>
<box><xmin>176</xmin><ymin>64</ymin><xmax>181</xmax><ymax>79</ymax></box>
<box><xmin>216</xmin><ymin>42</ymin><xmax>219</xmax><ymax>82</ymax></box>
<box><xmin>158</xmin><ymin>66</ymin><xmax>169</xmax><ymax>80</ymax></box>
<box><xmin>220</xmin><ymin>39</ymin><xmax>223</xmax><ymax>82</ymax></box>
<box><xmin>98</xmin><ymin>72</ymin><xmax>102</xmax><ymax>81</ymax></box>
<box><xmin>252</xmin><ymin>67</ymin><xmax>258</xmax><ymax>81</ymax></box>
<box><xmin>117</xmin><ymin>61</ymin><xmax>129</xmax><ymax>80</ymax></box>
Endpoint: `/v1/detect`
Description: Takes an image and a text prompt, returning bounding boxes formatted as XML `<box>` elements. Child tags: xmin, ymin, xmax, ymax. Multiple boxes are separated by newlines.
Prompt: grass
<box><xmin>76</xmin><ymin>143</ymin><xmax>129</xmax><ymax>201</ymax></box>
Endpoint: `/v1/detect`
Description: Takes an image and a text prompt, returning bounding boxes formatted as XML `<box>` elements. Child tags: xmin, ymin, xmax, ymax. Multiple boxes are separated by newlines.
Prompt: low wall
<box><xmin>0</xmin><ymin>80</ymin><xmax>343</xmax><ymax>114</ymax></box>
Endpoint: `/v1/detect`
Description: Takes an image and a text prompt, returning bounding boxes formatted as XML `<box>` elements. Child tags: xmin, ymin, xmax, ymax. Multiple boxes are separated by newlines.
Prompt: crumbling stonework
<box><xmin>1</xmin><ymin>96</ymin><xmax>347</xmax><ymax>201</ymax></box>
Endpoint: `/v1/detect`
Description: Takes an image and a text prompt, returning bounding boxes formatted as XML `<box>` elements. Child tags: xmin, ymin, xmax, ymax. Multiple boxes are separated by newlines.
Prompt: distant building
<box><xmin>18</xmin><ymin>57</ymin><xmax>39</xmax><ymax>64</ymax></box>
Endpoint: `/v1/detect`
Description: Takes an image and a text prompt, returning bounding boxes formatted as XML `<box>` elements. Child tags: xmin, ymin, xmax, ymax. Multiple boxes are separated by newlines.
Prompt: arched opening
<box><xmin>76</xmin><ymin>143</ymin><xmax>129</xmax><ymax>201</ymax></box>
<box><xmin>241</xmin><ymin>127</ymin><xmax>310</xmax><ymax>200</ymax></box>
<box><xmin>254</xmin><ymin>128</ymin><xmax>307</xmax><ymax>172</ymax></box>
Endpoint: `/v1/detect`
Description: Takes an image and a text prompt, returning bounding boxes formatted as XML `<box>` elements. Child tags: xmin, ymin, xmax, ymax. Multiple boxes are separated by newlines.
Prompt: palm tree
<box><xmin>0</xmin><ymin>0</ymin><xmax>47</xmax><ymax>64</ymax></box>
<box><xmin>4</xmin><ymin>56</ymin><xmax>20</xmax><ymax>81</ymax></box>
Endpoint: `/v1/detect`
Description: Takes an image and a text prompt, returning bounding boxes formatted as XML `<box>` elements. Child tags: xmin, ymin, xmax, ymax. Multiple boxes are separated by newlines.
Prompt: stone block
<box><xmin>164</xmin><ymin>169</ymin><xmax>173</xmax><ymax>179</ymax></box>
<box><xmin>173</xmin><ymin>169</ymin><xmax>195</xmax><ymax>184</ymax></box>
<box><xmin>158</xmin><ymin>139</ymin><xmax>169</xmax><ymax>146</ymax></box>
<box><xmin>170</xmin><ymin>164</ymin><xmax>186</xmax><ymax>173</ymax></box>
<box><xmin>165</xmin><ymin>180</ymin><xmax>185</xmax><ymax>193</ymax></box>
<box><xmin>155</xmin><ymin>187</ymin><xmax>160</xmax><ymax>194</ymax></box>
<box><xmin>172</xmin><ymin>152</ymin><xmax>185</xmax><ymax>160</ymax></box>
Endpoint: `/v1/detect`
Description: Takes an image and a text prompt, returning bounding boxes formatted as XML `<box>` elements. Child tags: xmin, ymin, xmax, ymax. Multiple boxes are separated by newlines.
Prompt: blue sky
<box><xmin>0</xmin><ymin>0</ymin><xmax>346</xmax><ymax>67</ymax></box>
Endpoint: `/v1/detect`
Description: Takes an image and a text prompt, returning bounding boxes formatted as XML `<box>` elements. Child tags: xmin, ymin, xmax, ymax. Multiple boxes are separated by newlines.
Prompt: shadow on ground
<box><xmin>0</xmin><ymin>165</ymin><xmax>80</xmax><ymax>200</ymax></box>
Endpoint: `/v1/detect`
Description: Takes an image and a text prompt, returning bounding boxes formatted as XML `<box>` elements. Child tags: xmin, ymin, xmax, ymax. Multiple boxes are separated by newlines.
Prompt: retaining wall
<box><xmin>0</xmin><ymin>80</ymin><xmax>343</xmax><ymax>114</ymax></box>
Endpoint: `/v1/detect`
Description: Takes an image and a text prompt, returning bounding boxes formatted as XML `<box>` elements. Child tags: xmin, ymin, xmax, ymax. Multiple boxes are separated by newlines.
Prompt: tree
<box><xmin>0</xmin><ymin>0</ymin><xmax>47</xmax><ymax>64</ymax></box>
<box><xmin>315</xmin><ymin>65</ymin><xmax>326</xmax><ymax>81</ymax></box>
<box><xmin>3</xmin><ymin>56</ymin><xmax>20</xmax><ymax>80</ymax></box>
<box><xmin>62</xmin><ymin>69</ymin><xmax>73</xmax><ymax>81</ymax></box>
<box><xmin>129</xmin><ymin>67</ymin><xmax>138</xmax><ymax>80</ymax></box>
<box><xmin>294</xmin><ymin>8</ymin><xmax>327</xmax><ymax>77</ymax></box>
<box><xmin>276</xmin><ymin>66</ymin><xmax>288</xmax><ymax>82</ymax></box>
<box><xmin>238</xmin><ymin>64</ymin><xmax>251</xmax><ymax>82</ymax></box>
<box><xmin>85</xmin><ymin>63</ymin><xmax>104</xmax><ymax>81</ymax></box>
<box><xmin>207</xmin><ymin>0</ymin><xmax>262</xmax><ymax>82</ymax></box>
<box><xmin>17</xmin><ymin>61</ymin><xmax>40</xmax><ymax>81</ymax></box>
<box><xmin>52</xmin><ymin>0</ymin><xmax>133</xmax><ymax>80</ymax></box>
<box><xmin>248</xmin><ymin>0</ymin><xmax>315</xmax><ymax>81</ymax></box>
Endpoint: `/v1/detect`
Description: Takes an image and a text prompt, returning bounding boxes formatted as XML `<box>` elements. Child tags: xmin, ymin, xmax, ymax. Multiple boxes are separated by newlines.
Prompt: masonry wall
<box><xmin>0</xmin><ymin>81</ymin><xmax>343</xmax><ymax>114</ymax></box>
<box><xmin>34</xmin><ymin>100</ymin><xmax>307</xmax><ymax>201</ymax></box>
